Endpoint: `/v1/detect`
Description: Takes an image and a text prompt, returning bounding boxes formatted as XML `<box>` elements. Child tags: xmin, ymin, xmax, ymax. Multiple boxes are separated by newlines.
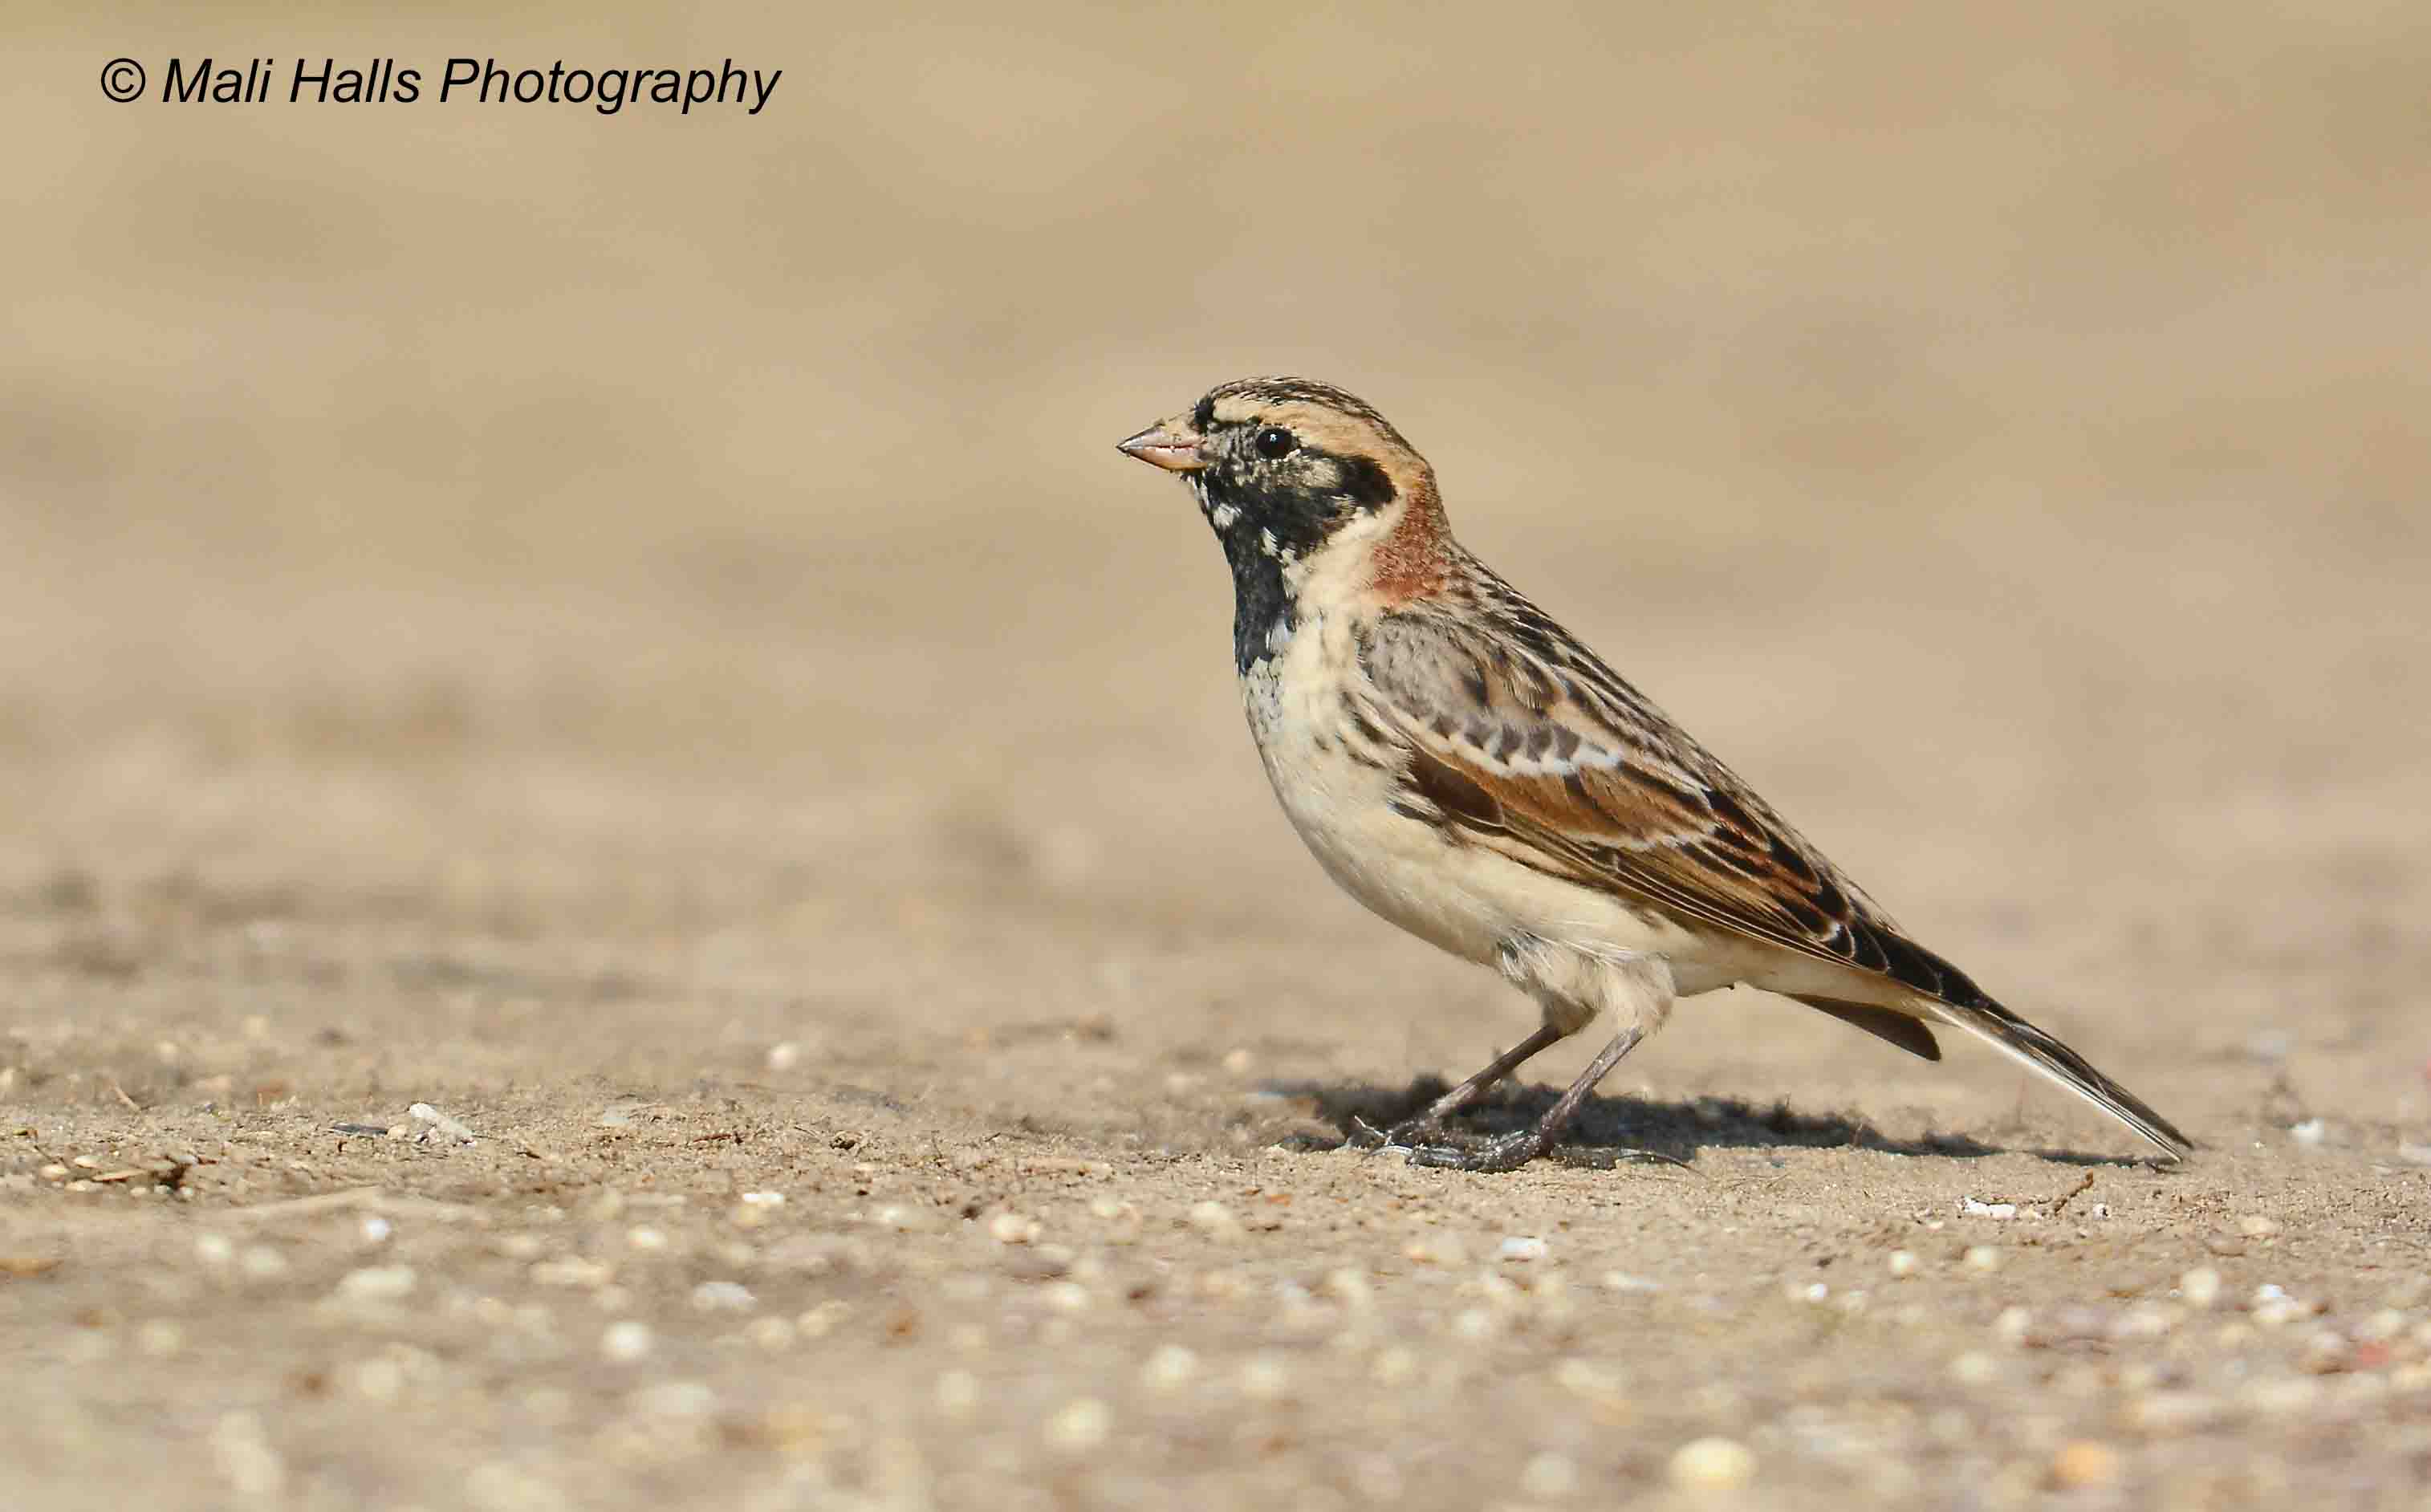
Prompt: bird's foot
<box><xmin>1405</xmin><ymin>1127</ymin><xmax>1553</xmax><ymax>1174</ymax></box>
<box><xmin>1347</xmin><ymin>1113</ymin><xmax>1451</xmax><ymax>1153</ymax></box>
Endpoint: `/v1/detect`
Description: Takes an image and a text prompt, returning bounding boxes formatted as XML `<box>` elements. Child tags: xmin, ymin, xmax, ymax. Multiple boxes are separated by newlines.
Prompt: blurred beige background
<box><xmin>5</xmin><ymin>8</ymin><xmax>2431</xmax><ymax>1507</ymax></box>
<box><xmin>10</xmin><ymin>1</ymin><xmax>2428</xmax><ymax>1038</ymax></box>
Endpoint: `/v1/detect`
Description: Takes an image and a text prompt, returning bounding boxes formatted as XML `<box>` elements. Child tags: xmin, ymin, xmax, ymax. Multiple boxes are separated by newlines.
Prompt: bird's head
<box><xmin>1117</xmin><ymin>379</ymin><xmax>1445</xmax><ymax>605</ymax></box>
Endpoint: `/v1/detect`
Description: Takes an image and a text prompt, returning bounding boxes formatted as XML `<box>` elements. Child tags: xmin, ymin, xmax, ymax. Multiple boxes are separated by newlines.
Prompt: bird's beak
<box><xmin>1116</xmin><ymin>421</ymin><xmax>1209</xmax><ymax>474</ymax></box>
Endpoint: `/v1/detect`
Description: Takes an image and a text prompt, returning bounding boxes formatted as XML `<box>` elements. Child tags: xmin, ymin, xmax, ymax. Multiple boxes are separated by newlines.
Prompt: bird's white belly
<box><xmin>1239</xmin><ymin>618</ymin><xmax>1710</xmax><ymax>982</ymax></box>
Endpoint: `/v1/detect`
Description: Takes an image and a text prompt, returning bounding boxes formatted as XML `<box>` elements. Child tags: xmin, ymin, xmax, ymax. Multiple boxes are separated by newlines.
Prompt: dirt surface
<box><xmin>8</xmin><ymin>5</ymin><xmax>2431</xmax><ymax>1510</ymax></box>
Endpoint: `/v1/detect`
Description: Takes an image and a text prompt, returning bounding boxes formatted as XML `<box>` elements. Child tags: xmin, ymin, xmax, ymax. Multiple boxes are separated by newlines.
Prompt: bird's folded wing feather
<box><xmin>1356</xmin><ymin>598</ymin><xmax>1980</xmax><ymax>1006</ymax></box>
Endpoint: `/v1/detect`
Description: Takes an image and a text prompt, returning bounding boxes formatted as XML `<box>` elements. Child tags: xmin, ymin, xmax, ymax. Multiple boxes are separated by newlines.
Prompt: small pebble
<box><xmin>738</xmin><ymin>1190</ymin><xmax>786</xmax><ymax>1209</ymax></box>
<box><xmin>1187</xmin><ymin>1201</ymin><xmax>1242</xmax><ymax>1240</ymax></box>
<box><xmin>632</xmin><ymin>1380</ymin><xmax>717</xmax><ymax>1420</ymax></box>
<box><xmin>934</xmin><ymin>1370</ymin><xmax>979</xmax><ymax>1416</ymax></box>
<box><xmin>1600</xmin><ymin>1270</ymin><xmax>1661</xmax><ymax>1293</ymax></box>
<box><xmin>1322</xmin><ymin>1266</ymin><xmax>1374</xmax><ymax>1308</ymax></box>
<box><xmin>2180</xmin><ymin>1266</ymin><xmax>2222</xmax><ymax>1308</ymax></box>
<box><xmin>1238</xmin><ymin>1355</ymin><xmax>1291</xmax><ymax>1400</ymax></box>
<box><xmin>745</xmin><ymin>1317</ymin><xmax>796</xmax><ymax>1351</ymax></box>
<box><xmin>2238</xmin><ymin>1215</ymin><xmax>2280</xmax><ymax>1238</ymax></box>
<box><xmin>600</xmin><ymin>1321</ymin><xmax>653</xmax><ymax>1362</ymax></box>
<box><xmin>2050</xmin><ymin>1440</ymin><xmax>2120</xmax><ymax>1489</ymax></box>
<box><xmin>335</xmin><ymin>1266</ymin><xmax>417</xmax><ymax>1303</ymax></box>
<box><xmin>690</xmin><ymin>1281</ymin><xmax>755</xmax><ymax>1312</ymax></box>
<box><xmin>1888</xmin><ymin>1250</ymin><xmax>1919</xmax><ymax>1278</ymax></box>
<box><xmin>1141</xmin><ymin>1343</ymin><xmax>1198</xmax><ymax>1391</ymax></box>
<box><xmin>1962</xmin><ymin>1245</ymin><xmax>2001</xmax><ymax>1272</ymax></box>
<box><xmin>1041</xmin><ymin>1281</ymin><xmax>1091</xmax><ymax>1313</ymax></box>
<box><xmin>765</xmin><ymin>1042</ymin><xmax>803</xmax><ymax>1071</ymax></box>
<box><xmin>1222</xmin><ymin>1048</ymin><xmax>1256</xmax><ymax>1075</ymax></box>
<box><xmin>1498</xmin><ymin>1235</ymin><xmax>1549</xmax><ymax>1263</ymax></box>
<box><xmin>1405</xmin><ymin>1232</ymin><xmax>1467</xmax><ymax>1267</ymax></box>
<box><xmin>135</xmin><ymin>1319</ymin><xmax>185</xmax><ymax>1357</ymax></box>
<box><xmin>1045</xmin><ymin>1397</ymin><xmax>1111</xmax><ymax>1453</ymax></box>
<box><xmin>1520</xmin><ymin>1451</ymin><xmax>1579</xmax><ymax>1498</ymax></box>
<box><xmin>1993</xmin><ymin>1306</ymin><xmax>2033</xmax><ymax>1344</ymax></box>
<box><xmin>988</xmin><ymin>1213</ymin><xmax>1041</xmax><ymax>1246</ymax></box>
<box><xmin>409</xmin><ymin>1102</ymin><xmax>477</xmax><ymax>1144</ymax></box>
<box><xmin>193</xmin><ymin>1233</ymin><xmax>234</xmax><ymax>1267</ymax></box>
<box><xmin>627</xmin><ymin>1226</ymin><xmax>668</xmax><ymax>1251</ymax></box>
<box><xmin>2289</xmin><ymin>1117</ymin><xmax>2326</xmax><ymax>1146</ymax></box>
<box><xmin>1669</xmin><ymin>1436</ymin><xmax>1755</xmax><ymax>1490</ymax></box>
<box><xmin>1960</xmin><ymin>1197</ymin><xmax>2017</xmax><ymax>1220</ymax></box>
<box><xmin>211</xmin><ymin>1411</ymin><xmax>286</xmax><ymax>1496</ymax></box>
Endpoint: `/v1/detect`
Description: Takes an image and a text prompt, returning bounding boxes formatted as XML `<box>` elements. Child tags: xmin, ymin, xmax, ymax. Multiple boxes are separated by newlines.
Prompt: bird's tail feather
<box><xmin>1921</xmin><ymin>997</ymin><xmax>2193</xmax><ymax>1160</ymax></box>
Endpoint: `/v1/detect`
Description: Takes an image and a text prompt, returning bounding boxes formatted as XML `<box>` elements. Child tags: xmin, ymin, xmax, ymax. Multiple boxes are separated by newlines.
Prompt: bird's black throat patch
<box><xmin>1197</xmin><ymin>468</ymin><xmax>1346</xmax><ymax>674</ymax></box>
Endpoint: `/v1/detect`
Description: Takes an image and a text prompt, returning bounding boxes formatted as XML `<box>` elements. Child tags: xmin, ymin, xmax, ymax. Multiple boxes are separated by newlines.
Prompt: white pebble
<box><xmin>746</xmin><ymin>1316</ymin><xmax>796</xmax><ymax>1351</ymax></box>
<box><xmin>1669</xmin><ymin>1436</ymin><xmax>1755</xmax><ymax>1490</ymax></box>
<box><xmin>988</xmin><ymin>1212</ymin><xmax>1041</xmax><ymax>1245</ymax></box>
<box><xmin>600</xmin><ymin>1321</ymin><xmax>652</xmax><ymax>1362</ymax></box>
<box><xmin>690</xmin><ymin>1280</ymin><xmax>754</xmax><ymax>1312</ymax></box>
<box><xmin>1238</xmin><ymin>1355</ymin><xmax>1291</xmax><ymax>1400</ymax></box>
<box><xmin>193</xmin><ymin>1232</ymin><xmax>234</xmax><ymax>1267</ymax></box>
<box><xmin>1520</xmin><ymin>1450</ymin><xmax>1579</xmax><ymax>1498</ymax></box>
<box><xmin>1600</xmin><ymin>1270</ymin><xmax>1661</xmax><ymax>1293</ymax></box>
<box><xmin>1962</xmin><ymin>1245</ymin><xmax>2001</xmax><ymax>1272</ymax></box>
<box><xmin>738</xmin><ymin>1190</ymin><xmax>786</xmax><ymax>1208</ymax></box>
<box><xmin>934</xmin><ymin>1369</ymin><xmax>979</xmax><ymax>1416</ymax></box>
<box><xmin>632</xmin><ymin>1380</ymin><xmax>717</xmax><ymax>1420</ymax></box>
<box><xmin>408</xmin><ymin>1102</ymin><xmax>477</xmax><ymax>1144</ymax></box>
<box><xmin>765</xmin><ymin>1041</ymin><xmax>803</xmax><ymax>1071</ymax></box>
<box><xmin>2239</xmin><ymin>1214</ymin><xmax>2280</xmax><ymax>1237</ymax></box>
<box><xmin>1045</xmin><ymin>1397</ymin><xmax>1111</xmax><ymax>1453</ymax></box>
<box><xmin>136</xmin><ymin>1319</ymin><xmax>185</xmax><ymax>1357</ymax></box>
<box><xmin>1141</xmin><ymin>1343</ymin><xmax>1199</xmax><ymax>1391</ymax></box>
<box><xmin>2180</xmin><ymin>1266</ymin><xmax>2223</xmax><ymax>1308</ymax></box>
<box><xmin>1993</xmin><ymin>1306</ymin><xmax>2034</xmax><ymax>1344</ymax></box>
<box><xmin>1222</xmin><ymin>1048</ymin><xmax>1256</xmax><ymax>1075</ymax></box>
<box><xmin>335</xmin><ymin>1265</ymin><xmax>417</xmax><ymax>1302</ymax></box>
<box><xmin>1888</xmin><ymin>1250</ymin><xmax>1919</xmax><ymax>1278</ymax></box>
<box><xmin>1187</xmin><ymin>1201</ymin><xmax>1242</xmax><ymax>1240</ymax></box>
<box><xmin>211</xmin><ymin>1411</ymin><xmax>286</xmax><ymax>1496</ymax></box>
<box><xmin>1498</xmin><ymin>1235</ymin><xmax>1549</xmax><ymax>1263</ymax></box>
<box><xmin>1321</xmin><ymin>1267</ymin><xmax>1374</xmax><ymax>1308</ymax></box>
<box><xmin>1960</xmin><ymin>1197</ymin><xmax>2017</xmax><ymax>1220</ymax></box>
<box><xmin>627</xmin><ymin>1226</ymin><xmax>668</xmax><ymax>1251</ymax></box>
<box><xmin>360</xmin><ymin>1217</ymin><xmax>392</xmax><ymax>1245</ymax></box>
<box><xmin>2288</xmin><ymin>1118</ymin><xmax>2326</xmax><ymax>1147</ymax></box>
<box><xmin>1041</xmin><ymin>1281</ymin><xmax>1090</xmax><ymax>1313</ymax></box>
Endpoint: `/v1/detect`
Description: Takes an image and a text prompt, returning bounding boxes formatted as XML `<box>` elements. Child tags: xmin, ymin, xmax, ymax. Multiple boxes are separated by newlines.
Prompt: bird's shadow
<box><xmin>1263</xmin><ymin>1076</ymin><xmax>2166</xmax><ymax>1170</ymax></box>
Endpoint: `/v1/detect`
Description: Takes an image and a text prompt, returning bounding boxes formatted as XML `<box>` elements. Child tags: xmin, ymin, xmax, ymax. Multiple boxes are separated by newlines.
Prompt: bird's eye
<box><xmin>1254</xmin><ymin>427</ymin><xmax>1299</xmax><ymax>460</ymax></box>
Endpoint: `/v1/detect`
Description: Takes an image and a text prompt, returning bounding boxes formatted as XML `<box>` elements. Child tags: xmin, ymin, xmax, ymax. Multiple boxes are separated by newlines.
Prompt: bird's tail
<box><xmin>1921</xmin><ymin>995</ymin><xmax>2193</xmax><ymax>1160</ymax></box>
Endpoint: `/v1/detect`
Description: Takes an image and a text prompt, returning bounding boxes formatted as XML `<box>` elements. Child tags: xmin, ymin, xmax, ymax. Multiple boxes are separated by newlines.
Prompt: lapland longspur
<box><xmin>1118</xmin><ymin>377</ymin><xmax>2190</xmax><ymax>1173</ymax></box>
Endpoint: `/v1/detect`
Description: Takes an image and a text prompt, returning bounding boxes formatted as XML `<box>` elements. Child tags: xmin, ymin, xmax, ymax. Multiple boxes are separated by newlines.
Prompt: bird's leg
<box><xmin>1349</xmin><ymin>1023</ymin><xmax>1566</xmax><ymax>1149</ymax></box>
<box><xmin>1407</xmin><ymin>1022</ymin><xmax>1647</xmax><ymax>1173</ymax></box>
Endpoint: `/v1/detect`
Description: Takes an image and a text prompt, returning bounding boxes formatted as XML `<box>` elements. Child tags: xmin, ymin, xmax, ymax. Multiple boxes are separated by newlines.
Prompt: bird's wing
<box><xmin>1355</xmin><ymin>582</ymin><xmax>1983</xmax><ymax>1008</ymax></box>
<box><xmin>1354</xmin><ymin>570</ymin><xmax>2193</xmax><ymax>1160</ymax></box>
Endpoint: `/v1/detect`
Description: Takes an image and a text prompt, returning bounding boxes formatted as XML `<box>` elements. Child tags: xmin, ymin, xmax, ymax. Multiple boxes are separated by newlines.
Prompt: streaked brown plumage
<box><xmin>1119</xmin><ymin>376</ymin><xmax>2189</xmax><ymax>1172</ymax></box>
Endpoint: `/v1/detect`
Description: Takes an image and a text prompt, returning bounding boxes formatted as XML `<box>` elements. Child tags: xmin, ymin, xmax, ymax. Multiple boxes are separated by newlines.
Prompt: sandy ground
<box><xmin>7</xmin><ymin>4</ymin><xmax>2431</xmax><ymax>1509</ymax></box>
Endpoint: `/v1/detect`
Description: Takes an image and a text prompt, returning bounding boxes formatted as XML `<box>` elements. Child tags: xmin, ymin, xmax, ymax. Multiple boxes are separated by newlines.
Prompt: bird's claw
<box><xmin>1405</xmin><ymin>1129</ymin><xmax>1550</xmax><ymax>1174</ymax></box>
<box><xmin>1348</xmin><ymin>1113</ymin><xmax>1450</xmax><ymax>1154</ymax></box>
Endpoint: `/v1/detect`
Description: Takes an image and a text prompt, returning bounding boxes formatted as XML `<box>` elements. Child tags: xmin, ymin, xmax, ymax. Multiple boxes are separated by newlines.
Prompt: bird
<box><xmin>1116</xmin><ymin>376</ymin><xmax>2191</xmax><ymax>1173</ymax></box>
